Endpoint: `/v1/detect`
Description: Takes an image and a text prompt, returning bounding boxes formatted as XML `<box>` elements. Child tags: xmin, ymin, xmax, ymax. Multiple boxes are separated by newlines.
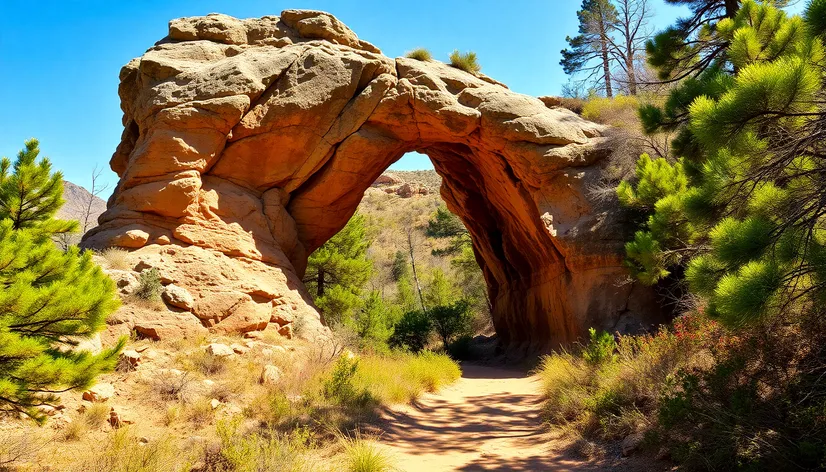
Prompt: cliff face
<box><xmin>83</xmin><ymin>10</ymin><xmax>658</xmax><ymax>349</ymax></box>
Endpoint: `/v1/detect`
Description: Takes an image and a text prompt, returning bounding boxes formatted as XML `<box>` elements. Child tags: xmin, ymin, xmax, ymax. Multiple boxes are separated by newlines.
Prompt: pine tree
<box><xmin>0</xmin><ymin>140</ymin><xmax>123</xmax><ymax>422</ymax></box>
<box><xmin>561</xmin><ymin>0</ymin><xmax>620</xmax><ymax>97</ymax></box>
<box><xmin>620</xmin><ymin>0</ymin><xmax>826</xmax><ymax>326</ymax></box>
<box><xmin>390</xmin><ymin>250</ymin><xmax>410</xmax><ymax>282</ymax></box>
<box><xmin>304</xmin><ymin>213</ymin><xmax>373</xmax><ymax>324</ymax></box>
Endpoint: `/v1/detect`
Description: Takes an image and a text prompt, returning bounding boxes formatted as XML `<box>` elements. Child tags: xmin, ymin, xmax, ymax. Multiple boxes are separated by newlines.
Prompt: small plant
<box><xmin>186</xmin><ymin>397</ymin><xmax>215</xmax><ymax>426</ymax></box>
<box><xmin>99</xmin><ymin>247</ymin><xmax>130</xmax><ymax>270</ymax></box>
<box><xmin>323</xmin><ymin>355</ymin><xmax>371</xmax><ymax>408</ymax></box>
<box><xmin>449</xmin><ymin>50</ymin><xmax>481</xmax><ymax>74</ymax></box>
<box><xmin>342</xmin><ymin>436</ymin><xmax>396</xmax><ymax>472</ymax></box>
<box><xmin>133</xmin><ymin>268</ymin><xmax>162</xmax><ymax>301</ymax></box>
<box><xmin>582</xmin><ymin>328</ymin><xmax>617</xmax><ymax>365</ymax></box>
<box><xmin>405</xmin><ymin>48</ymin><xmax>432</xmax><ymax>61</ymax></box>
<box><xmin>83</xmin><ymin>402</ymin><xmax>111</xmax><ymax>428</ymax></box>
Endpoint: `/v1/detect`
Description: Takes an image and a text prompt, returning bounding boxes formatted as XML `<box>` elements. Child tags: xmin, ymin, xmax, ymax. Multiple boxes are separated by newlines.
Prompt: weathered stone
<box><xmin>119</xmin><ymin>349</ymin><xmax>142</xmax><ymax>368</ymax></box>
<box><xmin>81</xmin><ymin>10</ymin><xmax>660</xmax><ymax>349</ymax></box>
<box><xmin>259</xmin><ymin>365</ymin><xmax>282</xmax><ymax>385</ymax></box>
<box><xmin>162</xmin><ymin>284</ymin><xmax>195</xmax><ymax>311</ymax></box>
<box><xmin>205</xmin><ymin>343</ymin><xmax>234</xmax><ymax>357</ymax></box>
<box><xmin>621</xmin><ymin>432</ymin><xmax>644</xmax><ymax>457</ymax></box>
<box><xmin>82</xmin><ymin>383</ymin><xmax>115</xmax><ymax>402</ymax></box>
<box><xmin>372</xmin><ymin>173</ymin><xmax>402</xmax><ymax>186</ymax></box>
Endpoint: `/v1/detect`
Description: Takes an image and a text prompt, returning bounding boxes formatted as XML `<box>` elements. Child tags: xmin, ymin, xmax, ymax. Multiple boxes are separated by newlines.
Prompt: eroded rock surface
<box><xmin>83</xmin><ymin>10</ymin><xmax>658</xmax><ymax>349</ymax></box>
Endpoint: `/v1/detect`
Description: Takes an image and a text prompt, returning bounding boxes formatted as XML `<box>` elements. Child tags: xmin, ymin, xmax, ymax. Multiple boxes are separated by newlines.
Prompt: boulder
<box><xmin>259</xmin><ymin>365</ymin><xmax>282</xmax><ymax>385</ymax></box>
<box><xmin>81</xmin><ymin>9</ymin><xmax>660</xmax><ymax>349</ymax></box>
<box><xmin>372</xmin><ymin>173</ymin><xmax>402</xmax><ymax>186</ymax></box>
<box><xmin>205</xmin><ymin>343</ymin><xmax>234</xmax><ymax>357</ymax></box>
<box><xmin>621</xmin><ymin>432</ymin><xmax>645</xmax><ymax>456</ymax></box>
<box><xmin>162</xmin><ymin>284</ymin><xmax>195</xmax><ymax>311</ymax></box>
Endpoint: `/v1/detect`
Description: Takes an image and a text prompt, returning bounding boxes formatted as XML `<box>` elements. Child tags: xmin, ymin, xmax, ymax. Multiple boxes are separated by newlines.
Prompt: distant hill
<box><xmin>58</xmin><ymin>180</ymin><xmax>107</xmax><ymax>236</ymax></box>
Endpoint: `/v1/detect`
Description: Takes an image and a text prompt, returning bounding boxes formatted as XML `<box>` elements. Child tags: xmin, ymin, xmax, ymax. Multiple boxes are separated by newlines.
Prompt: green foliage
<box><xmin>405</xmin><ymin>48</ymin><xmax>432</xmax><ymax>61</ymax></box>
<box><xmin>0</xmin><ymin>139</ymin><xmax>75</xmax><ymax>235</ymax></box>
<box><xmin>616</xmin><ymin>154</ymin><xmax>688</xmax><ymax>211</ymax></box>
<box><xmin>621</xmin><ymin>1</ymin><xmax>826</xmax><ymax>325</ymax></box>
<box><xmin>306</xmin><ymin>213</ymin><xmax>373</xmax><ymax>324</ymax></box>
<box><xmin>323</xmin><ymin>355</ymin><xmax>372</xmax><ymax>408</ymax></box>
<box><xmin>448</xmin><ymin>50</ymin><xmax>481</xmax><ymax>74</ymax></box>
<box><xmin>423</xmin><ymin>268</ymin><xmax>457</xmax><ymax>308</ymax></box>
<box><xmin>582</xmin><ymin>328</ymin><xmax>617</xmax><ymax>365</ymax></box>
<box><xmin>134</xmin><ymin>268</ymin><xmax>162</xmax><ymax>301</ymax></box>
<box><xmin>346</xmin><ymin>291</ymin><xmax>396</xmax><ymax>350</ymax></box>
<box><xmin>389</xmin><ymin>310</ymin><xmax>432</xmax><ymax>353</ymax></box>
<box><xmin>341</xmin><ymin>438</ymin><xmax>395</xmax><ymax>472</ymax></box>
<box><xmin>390</xmin><ymin>250</ymin><xmax>409</xmax><ymax>282</ymax></box>
<box><xmin>0</xmin><ymin>141</ymin><xmax>122</xmax><ymax>422</ymax></box>
<box><xmin>426</xmin><ymin>206</ymin><xmax>465</xmax><ymax>239</ymax></box>
<box><xmin>394</xmin><ymin>276</ymin><xmax>418</xmax><ymax>314</ymax></box>
<box><xmin>429</xmin><ymin>300</ymin><xmax>473</xmax><ymax>351</ymax></box>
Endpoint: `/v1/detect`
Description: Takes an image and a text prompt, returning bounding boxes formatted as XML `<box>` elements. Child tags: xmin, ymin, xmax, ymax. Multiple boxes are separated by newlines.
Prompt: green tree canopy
<box><xmin>0</xmin><ymin>140</ymin><xmax>123</xmax><ymax>422</ymax></box>
<box><xmin>621</xmin><ymin>0</ymin><xmax>826</xmax><ymax>326</ymax></box>
<box><xmin>304</xmin><ymin>213</ymin><xmax>373</xmax><ymax>324</ymax></box>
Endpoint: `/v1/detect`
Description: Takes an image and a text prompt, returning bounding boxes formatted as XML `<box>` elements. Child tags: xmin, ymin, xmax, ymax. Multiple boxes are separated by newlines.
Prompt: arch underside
<box><xmin>83</xmin><ymin>11</ymin><xmax>658</xmax><ymax>350</ymax></box>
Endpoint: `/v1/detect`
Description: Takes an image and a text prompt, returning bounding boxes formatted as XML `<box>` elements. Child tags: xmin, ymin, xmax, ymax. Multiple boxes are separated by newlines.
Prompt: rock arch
<box><xmin>83</xmin><ymin>10</ymin><xmax>656</xmax><ymax>349</ymax></box>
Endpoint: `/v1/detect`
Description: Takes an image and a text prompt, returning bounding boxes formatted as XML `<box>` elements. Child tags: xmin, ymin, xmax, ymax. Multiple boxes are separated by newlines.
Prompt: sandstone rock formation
<box><xmin>83</xmin><ymin>10</ymin><xmax>658</xmax><ymax>349</ymax></box>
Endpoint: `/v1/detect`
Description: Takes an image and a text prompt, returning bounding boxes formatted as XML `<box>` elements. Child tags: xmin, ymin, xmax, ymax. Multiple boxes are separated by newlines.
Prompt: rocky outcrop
<box><xmin>83</xmin><ymin>10</ymin><xmax>659</xmax><ymax>349</ymax></box>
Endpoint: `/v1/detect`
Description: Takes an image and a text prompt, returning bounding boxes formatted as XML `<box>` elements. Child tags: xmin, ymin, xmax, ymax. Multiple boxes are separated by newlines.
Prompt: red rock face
<box><xmin>83</xmin><ymin>10</ymin><xmax>659</xmax><ymax>350</ymax></box>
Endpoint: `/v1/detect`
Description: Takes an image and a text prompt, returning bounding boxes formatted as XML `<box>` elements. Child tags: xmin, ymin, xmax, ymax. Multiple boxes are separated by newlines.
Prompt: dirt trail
<box><xmin>374</xmin><ymin>363</ymin><xmax>591</xmax><ymax>471</ymax></box>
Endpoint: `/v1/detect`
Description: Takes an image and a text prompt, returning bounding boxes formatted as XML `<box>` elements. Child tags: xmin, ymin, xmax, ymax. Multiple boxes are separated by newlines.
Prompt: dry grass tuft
<box><xmin>449</xmin><ymin>50</ymin><xmax>481</xmax><ymax>74</ymax></box>
<box><xmin>98</xmin><ymin>247</ymin><xmax>130</xmax><ymax>270</ymax></box>
<box><xmin>405</xmin><ymin>48</ymin><xmax>432</xmax><ymax>61</ymax></box>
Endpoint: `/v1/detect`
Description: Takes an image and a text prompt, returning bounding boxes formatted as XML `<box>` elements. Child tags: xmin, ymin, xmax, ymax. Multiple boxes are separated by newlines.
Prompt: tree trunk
<box><xmin>626</xmin><ymin>49</ymin><xmax>637</xmax><ymax>95</ymax></box>
<box><xmin>316</xmin><ymin>267</ymin><xmax>325</xmax><ymax>297</ymax></box>
<box><xmin>407</xmin><ymin>229</ymin><xmax>426</xmax><ymax>312</ymax></box>
<box><xmin>599</xmin><ymin>24</ymin><xmax>613</xmax><ymax>98</ymax></box>
<box><xmin>724</xmin><ymin>0</ymin><xmax>740</xmax><ymax>18</ymax></box>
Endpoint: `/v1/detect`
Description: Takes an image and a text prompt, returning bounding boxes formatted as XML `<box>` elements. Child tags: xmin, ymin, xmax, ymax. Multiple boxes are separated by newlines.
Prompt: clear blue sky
<box><xmin>0</xmin><ymin>0</ymin><xmax>694</xmax><ymax>189</ymax></box>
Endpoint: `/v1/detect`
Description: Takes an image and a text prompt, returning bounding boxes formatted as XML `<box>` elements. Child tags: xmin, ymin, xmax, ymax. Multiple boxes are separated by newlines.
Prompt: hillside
<box><xmin>58</xmin><ymin>180</ymin><xmax>107</xmax><ymax>234</ymax></box>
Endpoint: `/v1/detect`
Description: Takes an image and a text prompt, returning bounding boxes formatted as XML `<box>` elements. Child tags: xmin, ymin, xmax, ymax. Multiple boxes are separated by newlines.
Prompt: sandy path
<box><xmin>374</xmin><ymin>363</ymin><xmax>595</xmax><ymax>471</ymax></box>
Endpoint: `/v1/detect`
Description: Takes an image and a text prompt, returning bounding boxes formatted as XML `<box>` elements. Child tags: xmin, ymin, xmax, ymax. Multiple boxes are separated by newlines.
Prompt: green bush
<box><xmin>389</xmin><ymin>310</ymin><xmax>432</xmax><ymax>353</ymax></box>
<box><xmin>134</xmin><ymin>268</ymin><xmax>162</xmax><ymax>301</ymax></box>
<box><xmin>582</xmin><ymin>328</ymin><xmax>617</xmax><ymax>365</ymax></box>
<box><xmin>449</xmin><ymin>50</ymin><xmax>481</xmax><ymax>74</ymax></box>
<box><xmin>323</xmin><ymin>355</ymin><xmax>372</xmax><ymax>408</ymax></box>
<box><xmin>405</xmin><ymin>48</ymin><xmax>432</xmax><ymax>61</ymax></box>
<box><xmin>429</xmin><ymin>300</ymin><xmax>473</xmax><ymax>351</ymax></box>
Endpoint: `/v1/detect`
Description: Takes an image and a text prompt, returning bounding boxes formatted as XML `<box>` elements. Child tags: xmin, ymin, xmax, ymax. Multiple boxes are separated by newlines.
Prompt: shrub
<box><xmin>74</xmin><ymin>429</ymin><xmax>191</xmax><ymax>472</ymax></box>
<box><xmin>99</xmin><ymin>247</ymin><xmax>130</xmax><ymax>270</ymax></box>
<box><xmin>449</xmin><ymin>50</ymin><xmax>481</xmax><ymax>74</ymax></box>
<box><xmin>429</xmin><ymin>300</ymin><xmax>473</xmax><ymax>350</ymax></box>
<box><xmin>582</xmin><ymin>328</ymin><xmax>617</xmax><ymax>365</ymax></box>
<box><xmin>581</xmin><ymin>94</ymin><xmax>641</xmax><ymax>129</ymax></box>
<box><xmin>537</xmin><ymin>313</ymin><xmax>722</xmax><ymax>441</ymax></box>
<box><xmin>405</xmin><ymin>48</ymin><xmax>432</xmax><ymax>61</ymax></box>
<box><xmin>323</xmin><ymin>355</ymin><xmax>372</xmax><ymax>408</ymax></box>
<box><xmin>211</xmin><ymin>418</ymin><xmax>321</xmax><ymax>472</ymax></box>
<box><xmin>341</xmin><ymin>437</ymin><xmax>396</xmax><ymax>472</ymax></box>
<box><xmin>354</xmin><ymin>351</ymin><xmax>460</xmax><ymax>403</ymax></box>
<box><xmin>134</xmin><ymin>268</ymin><xmax>162</xmax><ymax>301</ymax></box>
<box><xmin>389</xmin><ymin>310</ymin><xmax>432</xmax><ymax>353</ymax></box>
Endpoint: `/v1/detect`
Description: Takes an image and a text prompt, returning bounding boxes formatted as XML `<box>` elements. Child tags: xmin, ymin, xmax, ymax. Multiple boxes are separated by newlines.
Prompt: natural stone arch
<box><xmin>83</xmin><ymin>10</ymin><xmax>657</xmax><ymax>349</ymax></box>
